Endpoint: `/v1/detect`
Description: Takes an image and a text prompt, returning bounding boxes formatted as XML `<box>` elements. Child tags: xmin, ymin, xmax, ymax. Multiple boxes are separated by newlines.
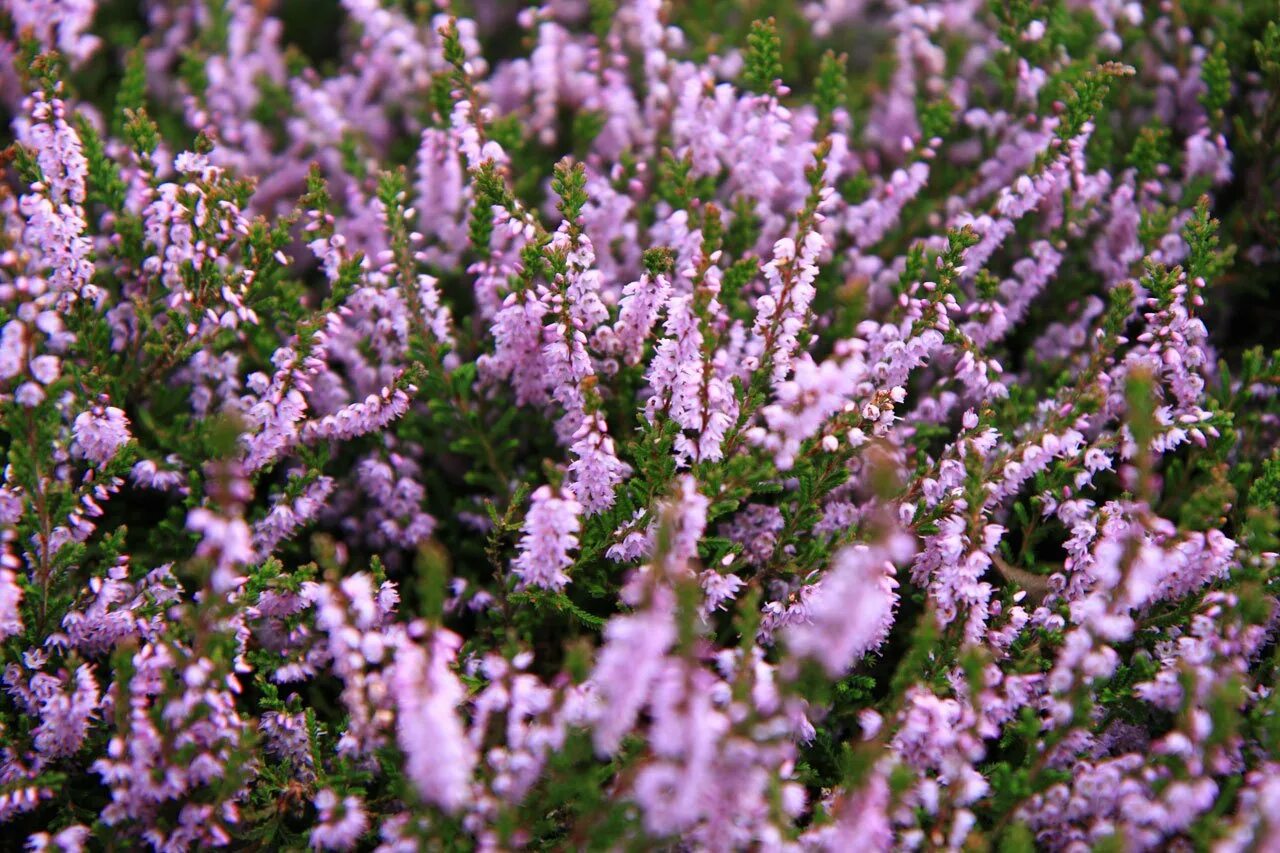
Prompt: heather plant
<box><xmin>2</xmin><ymin>0</ymin><xmax>1280</xmax><ymax>849</ymax></box>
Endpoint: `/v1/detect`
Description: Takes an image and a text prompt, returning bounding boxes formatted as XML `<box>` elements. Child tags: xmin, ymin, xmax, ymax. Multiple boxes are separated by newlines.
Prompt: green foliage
<box><xmin>1249</xmin><ymin>451</ymin><xmax>1280</xmax><ymax>511</ymax></box>
<box><xmin>743</xmin><ymin>17</ymin><xmax>783</xmax><ymax>94</ymax></box>
<box><xmin>1056</xmin><ymin>61</ymin><xmax>1135</xmax><ymax>145</ymax></box>
<box><xmin>1126</xmin><ymin>124</ymin><xmax>1173</xmax><ymax>180</ymax></box>
<box><xmin>1183</xmin><ymin>196</ymin><xmax>1235</xmax><ymax>284</ymax></box>
<box><xmin>815</xmin><ymin>50</ymin><xmax>848</xmax><ymax>123</ymax></box>
<box><xmin>642</xmin><ymin>246</ymin><xmax>675</xmax><ymax>276</ymax></box>
<box><xmin>1202</xmin><ymin>41</ymin><xmax>1233</xmax><ymax>119</ymax></box>
<box><xmin>552</xmin><ymin>157</ymin><xmax>589</xmax><ymax>224</ymax></box>
<box><xmin>917</xmin><ymin>95</ymin><xmax>956</xmax><ymax>141</ymax></box>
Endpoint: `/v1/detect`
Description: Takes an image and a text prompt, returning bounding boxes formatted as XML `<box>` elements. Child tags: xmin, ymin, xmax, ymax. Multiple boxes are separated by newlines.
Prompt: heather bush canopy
<box><xmin>3</xmin><ymin>0</ymin><xmax>1280</xmax><ymax>849</ymax></box>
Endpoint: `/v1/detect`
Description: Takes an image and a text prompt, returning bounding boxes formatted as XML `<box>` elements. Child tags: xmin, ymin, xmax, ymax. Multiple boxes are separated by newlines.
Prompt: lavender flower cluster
<box><xmin>2</xmin><ymin>0</ymin><xmax>1280</xmax><ymax>849</ymax></box>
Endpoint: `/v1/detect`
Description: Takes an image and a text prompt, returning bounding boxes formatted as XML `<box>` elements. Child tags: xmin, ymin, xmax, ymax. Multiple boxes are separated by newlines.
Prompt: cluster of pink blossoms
<box><xmin>1</xmin><ymin>0</ymin><xmax>1280</xmax><ymax>850</ymax></box>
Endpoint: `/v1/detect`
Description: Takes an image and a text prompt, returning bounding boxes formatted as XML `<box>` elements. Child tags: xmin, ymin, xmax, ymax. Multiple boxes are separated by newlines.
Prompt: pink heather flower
<box><xmin>91</xmin><ymin>644</ymin><xmax>250</xmax><ymax>848</ymax></box>
<box><xmin>644</xmin><ymin>292</ymin><xmax>739</xmax><ymax>465</ymax></box>
<box><xmin>785</xmin><ymin>541</ymin><xmax>905</xmax><ymax>676</ymax></box>
<box><xmin>512</xmin><ymin>486</ymin><xmax>582</xmax><ymax>591</ymax></box>
<box><xmin>71</xmin><ymin>406</ymin><xmax>131</xmax><ymax>466</ymax></box>
<box><xmin>302</xmin><ymin>575</ymin><xmax>399</xmax><ymax>756</ymax></box>
<box><xmin>1185</xmin><ymin>129</ymin><xmax>1232</xmax><ymax>186</ymax></box>
<box><xmin>1219</xmin><ymin>766</ymin><xmax>1280</xmax><ymax>852</ymax></box>
<box><xmin>31</xmin><ymin>665</ymin><xmax>100</xmax><ymax>758</ymax></box>
<box><xmin>19</xmin><ymin>92</ymin><xmax>88</xmax><ymax>204</ymax></box>
<box><xmin>260</xmin><ymin>710</ymin><xmax>316</xmax><ymax>783</ymax></box>
<box><xmin>482</xmin><ymin>291</ymin><xmax>551</xmax><ymax>407</ymax></box>
<box><xmin>801</xmin><ymin>771</ymin><xmax>893</xmax><ymax>851</ymax></box>
<box><xmin>130</xmin><ymin>457</ymin><xmax>188</xmax><ymax>494</ymax></box>
<box><xmin>466</xmin><ymin>654</ymin><xmax>567</xmax><ymax>803</ymax></box>
<box><xmin>16</xmin><ymin>93</ymin><xmax>96</xmax><ymax>306</ymax></box>
<box><xmin>26</xmin><ymin>824</ymin><xmax>91</xmax><ymax>853</ymax></box>
<box><xmin>629</xmin><ymin>661</ymin><xmax>731</xmax><ymax>837</ymax></box>
<box><xmin>719</xmin><ymin>504</ymin><xmax>785</xmax><ymax>569</ymax></box>
<box><xmin>188</xmin><ymin>508</ymin><xmax>254</xmax><ymax>594</ymax></box>
<box><xmin>253</xmin><ymin>476</ymin><xmax>336</xmax><ymax>559</ymax></box>
<box><xmin>238</xmin><ymin>353</ymin><xmax>325</xmax><ymax>470</ymax></box>
<box><xmin>29</xmin><ymin>355</ymin><xmax>60</xmax><ymax>384</ymax></box>
<box><xmin>0</xmin><ymin>321</ymin><xmax>27</xmax><ymax>380</ymax></box>
<box><xmin>414</xmin><ymin>274</ymin><xmax>455</xmax><ymax>347</ymax></box>
<box><xmin>645</xmin><ymin>298</ymin><xmax>701</xmax><ymax>417</ymax></box>
<box><xmin>753</xmin><ymin>230</ymin><xmax>826</xmax><ymax>384</ymax></box>
<box><xmin>301</xmin><ymin>385</ymin><xmax>413</xmax><ymax>442</ymax></box>
<box><xmin>590</xmin><ymin>590</ymin><xmax>676</xmax><ymax>756</ymax></box>
<box><xmin>392</xmin><ymin>628</ymin><xmax>475</xmax><ymax>813</ymax></box>
<box><xmin>756</xmin><ymin>351</ymin><xmax>869</xmax><ymax>470</ymax></box>
<box><xmin>604</xmin><ymin>475</ymin><xmax>707</xmax><ymax>572</ymax></box>
<box><xmin>310</xmin><ymin>790</ymin><xmax>368</xmax><ymax>851</ymax></box>
<box><xmin>0</xmin><ymin>568</ymin><xmax>22</xmax><ymax>640</ymax></box>
<box><xmin>666</xmin><ymin>474</ymin><xmax>709</xmax><ymax>570</ymax></box>
<box><xmin>354</xmin><ymin>455</ymin><xmax>437</xmax><ymax>549</ymax></box>
<box><xmin>610</xmin><ymin>270</ymin><xmax>672</xmax><ymax>364</ymax></box>
<box><xmin>16</xmin><ymin>384</ymin><xmax>44</xmax><ymax>407</ymax></box>
<box><xmin>995</xmin><ymin>158</ymin><xmax>1067</xmax><ymax>219</ymax></box>
<box><xmin>568</xmin><ymin>413</ymin><xmax>631</xmax><ymax>514</ymax></box>
<box><xmin>543</xmin><ymin>319</ymin><xmax>593</xmax><ymax>415</ymax></box>
<box><xmin>606</xmin><ymin>510</ymin><xmax>653</xmax><ymax>563</ymax></box>
<box><xmin>845</xmin><ymin>162</ymin><xmax>930</xmax><ymax>249</ymax></box>
<box><xmin>700</xmin><ymin>569</ymin><xmax>744</xmax><ymax>616</ymax></box>
<box><xmin>6</xmin><ymin>1</ymin><xmax>100</xmax><ymax>66</ymax></box>
<box><xmin>414</xmin><ymin>128</ymin><xmax>469</xmax><ymax>268</ymax></box>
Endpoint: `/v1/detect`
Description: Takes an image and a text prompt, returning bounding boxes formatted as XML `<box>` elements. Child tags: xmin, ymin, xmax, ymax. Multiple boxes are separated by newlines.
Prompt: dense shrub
<box><xmin>2</xmin><ymin>0</ymin><xmax>1280</xmax><ymax>849</ymax></box>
